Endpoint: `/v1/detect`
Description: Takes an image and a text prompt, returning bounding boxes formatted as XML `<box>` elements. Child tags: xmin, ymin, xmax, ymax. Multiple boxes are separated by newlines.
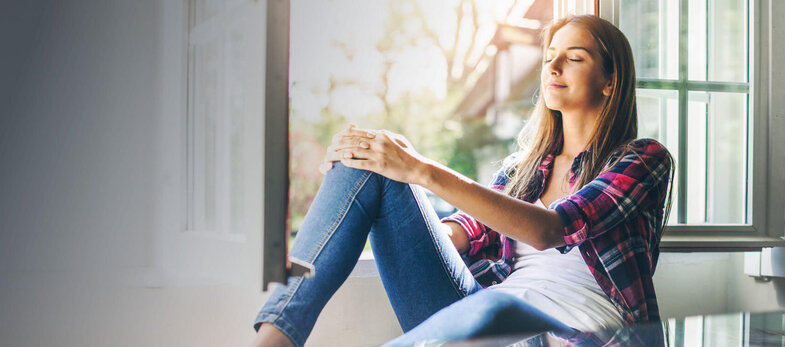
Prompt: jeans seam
<box><xmin>271</xmin><ymin>276</ymin><xmax>304</xmax><ymax>325</ymax></box>
<box><xmin>306</xmin><ymin>170</ymin><xmax>373</xmax><ymax>263</ymax></box>
<box><xmin>408</xmin><ymin>184</ymin><xmax>470</xmax><ymax>298</ymax></box>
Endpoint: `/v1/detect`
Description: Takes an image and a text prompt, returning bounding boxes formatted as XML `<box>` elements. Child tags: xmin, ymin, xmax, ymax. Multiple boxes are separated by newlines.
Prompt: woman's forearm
<box><xmin>417</xmin><ymin>160</ymin><xmax>566</xmax><ymax>251</ymax></box>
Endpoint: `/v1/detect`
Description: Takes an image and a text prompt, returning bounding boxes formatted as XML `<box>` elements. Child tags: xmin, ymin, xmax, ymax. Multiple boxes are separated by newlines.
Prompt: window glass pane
<box><xmin>619</xmin><ymin>0</ymin><xmax>679</xmax><ymax>80</ymax></box>
<box><xmin>687</xmin><ymin>91</ymin><xmax>747</xmax><ymax>224</ymax></box>
<box><xmin>687</xmin><ymin>0</ymin><xmax>707</xmax><ymax>81</ymax></box>
<box><xmin>689</xmin><ymin>0</ymin><xmax>748</xmax><ymax>82</ymax></box>
<box><xmin>637</xmin><ymin>89</ymin><xmax>679</xmax><ymax>144</ymax></box>
<box><xmin>687</xmin><ymin>93</ymin><xmax>707</xmax><ymax>223</ymax></box>
<box><xmin>702</xmin><ymin>313</ymin><xmax>744</xmax><ymax>346</ymax></box>
<box><xmin>186</xmin><ymin>0</ymin><xmax>264</xmax><ymax>235</ymax></box>
<box><xmin>619</xmin><ymin>0</ymin><xmax>751</xmax><ymax>227</ymax></box>
<box><xmin>190</xmin><ymin>34</ymin><xmax>222</xmax><ymax>232</ymax></box>
<box><xmin>669</xmin><ymin>313</ymin><xmax>746</xmax><ymax>347</ymax></box>
<box><xmin>684</xmin><ymin>316</ymin><xmax>704</xmax><ymax>346</ymax></box>
<box><xmin>637</xmin><ymin>89</ymin><xmax>679</xmax><ymax>224</ymax></box>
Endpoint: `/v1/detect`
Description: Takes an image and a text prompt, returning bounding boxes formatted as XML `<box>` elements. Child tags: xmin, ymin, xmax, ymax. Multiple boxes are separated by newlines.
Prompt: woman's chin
<box><xmin>543</xmin><ymin>100</ymin><xmax>564</xmax><ymax>112</ymax></box>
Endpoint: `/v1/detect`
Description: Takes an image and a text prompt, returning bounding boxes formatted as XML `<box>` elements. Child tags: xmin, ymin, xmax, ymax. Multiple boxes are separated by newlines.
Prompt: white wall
<box><xmin>0</xmin><ymin>1</ymin><xmax>262</xmax><ymax>346</ymax></box>
<box><xmin>655</xmin><ymin>253</ymin><xmax>785</xmax><ymax>317</ymax></box>
<box><xmin>0</xmin><ymin>0</ymin><xmax>160</xmax><ymax>276</ymax></box>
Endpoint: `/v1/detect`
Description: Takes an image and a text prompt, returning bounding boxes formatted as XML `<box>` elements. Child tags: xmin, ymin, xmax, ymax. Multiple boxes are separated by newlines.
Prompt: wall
<box><xmin>0</xmin><ymin>1</ymin><xmax>262</xmax><ymax>346</ymax></box>
<box><xmin>0</xmin><ymin>0</ymin><xmax>159</xmax><ymax>276</ymax></box>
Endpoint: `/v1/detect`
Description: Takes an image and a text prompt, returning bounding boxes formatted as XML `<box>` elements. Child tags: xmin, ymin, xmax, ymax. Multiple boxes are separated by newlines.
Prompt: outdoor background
<box><xmin>289</xmin><ymin>0</ymin><xmax>553</xmax><ymax>242</ymax></box>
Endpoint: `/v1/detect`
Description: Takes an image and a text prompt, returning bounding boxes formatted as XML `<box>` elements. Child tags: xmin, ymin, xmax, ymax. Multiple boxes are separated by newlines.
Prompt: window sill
<box><xmin>661</xmin><ymin>234</ymin><xmax>785</xmax><ymax>252</ymax></box>
<box><xmin>349</xmin><ymin>255</ymin><xmax>379</xmax><ymax>278</ymax></box>
<box><xmin>348</xmin><ymin>236</ymin><xmax>785</xmax><ymax>279</ymax></box>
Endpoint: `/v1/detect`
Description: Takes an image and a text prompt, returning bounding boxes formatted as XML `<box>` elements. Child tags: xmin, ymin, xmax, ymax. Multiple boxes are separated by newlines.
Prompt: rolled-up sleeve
<box><xmin>441</xmin><ymin>212</ymin><xmax>494</xmax><ymax>256</ymax></box>
<box><xmin>552</xmin><ymin>139</ymin><xmax>672</xmax><ymax>253</ymax></box>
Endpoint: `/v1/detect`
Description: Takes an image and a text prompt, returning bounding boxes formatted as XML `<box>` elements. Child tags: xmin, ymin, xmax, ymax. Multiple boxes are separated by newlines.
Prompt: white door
<box><xmin>156</xmin><ymin>0</ymin><xmax>267</xmax><ymax>291</ymax></box>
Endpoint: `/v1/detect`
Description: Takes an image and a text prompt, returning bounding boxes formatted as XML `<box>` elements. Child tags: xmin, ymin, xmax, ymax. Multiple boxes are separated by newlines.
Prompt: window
<box><xmin>286</xmin><ymin>0</ymin><xmax>553</xmax><ymax>254</ymax></box>
<box><xmin>619</xmin><ymin>0</ymin><xmax>748</xmax><ymax>225</ymax></box>
<box><xmin>185</xmin><ymin>0</ymin><xmax>265</xmax><ymax>241</ymax></box>
<box><xmin>599</xmin><ymin>0</ymin><xmax>785</xmax><ymax>251</ymax></box>
<box><xmin>260</xmin><ymin>0</ymin><xmax>785</xmax><ymax>287</ymax></box>
<box><xmin>664</xmin><ymin>311</ymin><xmax>785</xmax><ymax>346</ymax></box>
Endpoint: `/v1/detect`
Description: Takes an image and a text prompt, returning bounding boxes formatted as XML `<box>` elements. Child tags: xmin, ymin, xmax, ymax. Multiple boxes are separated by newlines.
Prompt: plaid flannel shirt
<box><xmin>442</xmin><ymin>138</ymin><xmax>672</xmax><ymax>325</ymax></box>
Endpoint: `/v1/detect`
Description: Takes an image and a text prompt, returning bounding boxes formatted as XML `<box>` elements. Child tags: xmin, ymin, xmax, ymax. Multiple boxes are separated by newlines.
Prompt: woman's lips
<box><xmin>548</xmin><ymin>83</ymin><xmax>567</xmax><ymax>88</ymax></box>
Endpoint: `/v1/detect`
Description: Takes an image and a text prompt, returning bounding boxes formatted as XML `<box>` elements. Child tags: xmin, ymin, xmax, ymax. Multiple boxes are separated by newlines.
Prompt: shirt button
<box><xmin>491</xmin><ymin>281</ymin><xmax>498</xmax><ymax>285</ymax></box>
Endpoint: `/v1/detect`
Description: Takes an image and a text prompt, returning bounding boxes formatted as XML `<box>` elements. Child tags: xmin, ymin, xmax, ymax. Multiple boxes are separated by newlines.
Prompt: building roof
<box><xmin>452</xmin><ymin>0</ymin><xmax>552</xmax><ymax>119</ymax></box>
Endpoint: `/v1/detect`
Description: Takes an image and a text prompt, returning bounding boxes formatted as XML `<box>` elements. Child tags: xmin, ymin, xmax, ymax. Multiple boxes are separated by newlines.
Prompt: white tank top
<box><xmin>487</xmin><ymin>199</ymin><xmax>624</xmax><ymax>332</ymax></box>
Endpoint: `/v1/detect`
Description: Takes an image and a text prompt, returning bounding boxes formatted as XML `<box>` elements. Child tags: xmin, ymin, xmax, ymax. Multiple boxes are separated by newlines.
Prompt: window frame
<box><xmin>598</xmin><ymin>0</ymin><xmax>784</xmax><ymax>251</ymax></box>
<box><xmin>259</xmin><ymin>0</ymin><xmax>785</xmax><ymax>290</ymax></box>
<box><xmin>262</xmin><ymin>0</ymin><xmax>290</xmax><ymax>290</ymax></box>
<box><xmin>178</xmin><ymin>0</ymin><xmax>275</xmax><ymax>291</ymax></box>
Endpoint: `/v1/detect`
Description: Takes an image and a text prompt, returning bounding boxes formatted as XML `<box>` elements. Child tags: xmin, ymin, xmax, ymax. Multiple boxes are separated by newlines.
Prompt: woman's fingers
<box><xmin>323</xmin><ymin>150</ymin><xmax>342</xmax><ymax>163</ymax></box>
<box><xmin>318</xmin><ymin>161</ymin><xmax>332</xmax><ymax>175</ymax></box>
<box><xmin>340</xmin><ymin>147</ymin><xmax>374</xmax><ymax>160</ymax></box>
<box><xmin>324</xmin><ymin>146</ymin><xmax>373</xmax><ymax>163</ymax></box>
<box><xmin>335</xmin><ymin>137</ymin><xmax>374</xmax><ymax>151</ymax></box>
<box><xmin>340</xmin><ymin>127</ymin><xmax>376</xmax><ymax>139</ymax></box>
<box><xmin>320</xmin><ymin>126</ymin><xmax>395</xmax><ymax>175</ymax></box>
<box><xmin>320</xmin><ymin>148</ymin><xmax>367</xmax><ymax>175</ymax></box>
<box><xmin>333</xmin><ymin>128</ymin><xmax>376</xmax><ymax>147</ymax></box>
<box><xmin>321</xmin><ymin>125</ymin><xmax>377</xmax><ymax>175</ymax></box>
<box><xmin>328</xmin><ymin>127</ymin><xmax>376</xmax><ymax>150</ymax></box>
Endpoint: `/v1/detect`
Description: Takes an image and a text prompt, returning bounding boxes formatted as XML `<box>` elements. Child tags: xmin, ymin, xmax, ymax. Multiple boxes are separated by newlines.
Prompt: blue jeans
<box><xmin>254</xmin><ymin>164</ymin><xmax>574</xmax><ymax>346</ymax></box>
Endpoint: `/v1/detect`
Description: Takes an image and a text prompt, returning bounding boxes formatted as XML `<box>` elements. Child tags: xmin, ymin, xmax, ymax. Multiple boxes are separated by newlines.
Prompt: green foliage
<box><xmin>287</xmin><ymin>0</ymin><xmax>518</xmax><ymax>237</ymax></box>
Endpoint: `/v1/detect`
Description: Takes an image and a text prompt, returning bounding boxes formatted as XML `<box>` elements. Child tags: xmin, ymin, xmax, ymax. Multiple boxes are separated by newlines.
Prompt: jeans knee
<box><xmin>468</xmin><ymin>291</ymin><xmax>521</xmax><ymax>316</ymax></box>
<box><xmin>328</xmin><ymin>162</ymin><xmax>366</xmax><ymax>177</ymax></box>
<box><xmin>329</xmin><ymin>162</ymin><xmax>408</xmax><ymax>191</ymax></box>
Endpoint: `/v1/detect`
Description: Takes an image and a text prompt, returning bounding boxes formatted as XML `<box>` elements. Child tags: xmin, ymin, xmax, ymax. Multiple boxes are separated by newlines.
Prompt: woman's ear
<box><xmin>602</xmin><ymin>77</ymin><xmax>613</xmax><ymax>97</ymax></box>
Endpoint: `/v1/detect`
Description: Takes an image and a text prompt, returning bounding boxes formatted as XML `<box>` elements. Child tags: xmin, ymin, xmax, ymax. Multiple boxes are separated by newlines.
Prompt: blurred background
<box><xmin>286</xmin><ymin>0</ymin><xmax>552</xmax><ymax>248</ymax></box>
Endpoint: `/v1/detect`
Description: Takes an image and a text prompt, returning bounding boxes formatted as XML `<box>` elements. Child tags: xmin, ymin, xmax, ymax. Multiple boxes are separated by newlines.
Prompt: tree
<box><xmin>289</xmin><ymin>0</ymin><xmax>520</xmax><ymax>236</ymax></box>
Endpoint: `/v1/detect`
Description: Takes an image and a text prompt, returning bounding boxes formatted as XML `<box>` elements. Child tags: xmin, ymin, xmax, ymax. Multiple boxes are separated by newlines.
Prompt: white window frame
<box><xmin>598</xmin><ymin>0</ymin><xmax>785</xmax><ymax>251</ymax></box>
<box><xmin>185</xmin><ymin>0</ymin><xmax>268</xmax><ymax>243</ymax></box>
<box><xmin>184</xmin><ymin>0</ymin><xmax>291</xmax><ymax>290</ymax></box>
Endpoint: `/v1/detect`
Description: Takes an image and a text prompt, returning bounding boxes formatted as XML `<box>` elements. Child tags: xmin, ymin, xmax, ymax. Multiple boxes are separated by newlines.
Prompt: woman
<box><xmin>253</xmin><ymin>15</ymin><xmax>673</xmax><ymax>347</ymax></box>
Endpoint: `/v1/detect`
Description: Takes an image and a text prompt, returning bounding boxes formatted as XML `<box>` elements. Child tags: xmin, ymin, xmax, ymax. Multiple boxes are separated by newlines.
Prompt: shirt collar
<box><xmin>537</xmin><ymin>145</ymin><xmax>591</xmax><ymax>188</ymax></box>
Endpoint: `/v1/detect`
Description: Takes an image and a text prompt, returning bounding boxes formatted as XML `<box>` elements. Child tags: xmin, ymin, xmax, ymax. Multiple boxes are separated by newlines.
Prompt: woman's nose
<box><xmin>546</xmin><ymin>58</ymin><xmax>562</xmax><ymax>76</ymax></box>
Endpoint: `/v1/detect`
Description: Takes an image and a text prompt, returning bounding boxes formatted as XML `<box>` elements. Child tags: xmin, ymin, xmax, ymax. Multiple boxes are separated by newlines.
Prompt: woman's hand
<box><xmin>319</xmin><ymin>124</ymin><xmax>376</xmax><ymax>174</ymax></box>
<box><xmin>319</xmin><ymin>124</ymin><xmax>431</xmax><ymax>185</ymax></box>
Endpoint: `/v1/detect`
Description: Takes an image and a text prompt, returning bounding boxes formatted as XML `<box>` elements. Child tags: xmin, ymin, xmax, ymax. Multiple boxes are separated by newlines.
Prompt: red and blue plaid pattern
<box><xmin>442</xmin><ymin>138</ymin><xmax>672</xmax><ymax>325</ymax></box>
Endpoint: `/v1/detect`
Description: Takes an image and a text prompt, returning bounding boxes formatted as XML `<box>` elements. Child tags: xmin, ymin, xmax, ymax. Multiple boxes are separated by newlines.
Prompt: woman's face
<box><xmin>541</xmin><ymin>24</ymin><xmax>612</xmax><ymax>114</ymax></box>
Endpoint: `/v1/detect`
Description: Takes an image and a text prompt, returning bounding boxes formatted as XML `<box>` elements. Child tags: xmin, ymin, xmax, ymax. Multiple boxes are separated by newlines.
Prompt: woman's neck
<box><xmin>559</xmin><ymin>108</ymin><xmax>599</xmax><ymax>158</ymax></box>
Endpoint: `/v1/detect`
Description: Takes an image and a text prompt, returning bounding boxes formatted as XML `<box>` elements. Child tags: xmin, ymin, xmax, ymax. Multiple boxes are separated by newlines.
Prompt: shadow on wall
<box><xmin>775</xmin><ymin>278</ymin><xmax>785</xmax><ymax>307</ymax></box>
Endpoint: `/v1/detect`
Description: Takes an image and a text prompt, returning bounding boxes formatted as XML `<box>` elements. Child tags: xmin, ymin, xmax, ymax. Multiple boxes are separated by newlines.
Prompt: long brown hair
<box><xmin>504</xmin><ymin>15</ymin><xmax>669</xmax><ymax>215</ymax></box>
